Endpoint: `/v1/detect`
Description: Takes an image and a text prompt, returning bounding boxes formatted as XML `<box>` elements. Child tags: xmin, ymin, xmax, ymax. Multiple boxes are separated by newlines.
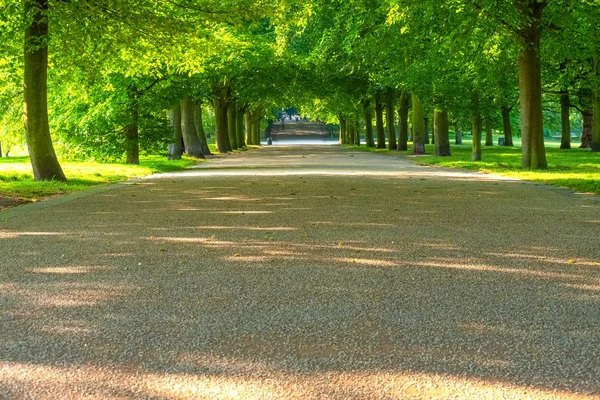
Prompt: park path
<box><xmin>0</xmin><ymin>145</ymin><xmax>599</xmax><ymax>399</ymax></box>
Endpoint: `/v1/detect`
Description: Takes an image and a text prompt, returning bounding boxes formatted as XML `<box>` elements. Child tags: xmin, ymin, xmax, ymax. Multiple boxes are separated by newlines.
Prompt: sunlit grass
<box><xmin>0</xmin><ymin>155</ymin><xmax>200</xmax><ymax>202</ymax></box>
<box><xmin>347</xmin><ymin>137</ymin><xmax>600</xmax><ymax>195</ymax></box>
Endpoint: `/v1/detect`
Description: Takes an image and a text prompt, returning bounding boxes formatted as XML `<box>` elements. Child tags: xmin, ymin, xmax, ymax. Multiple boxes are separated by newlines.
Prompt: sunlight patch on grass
<box><xmin>347</xmin><ymin>142</ymin><xmax>600</xmax><ymax>195</ymax></box>
<box><xmin>0</xmin><ymin>155</ymin><xmax>200</xmax><ymax>202</ymax></box>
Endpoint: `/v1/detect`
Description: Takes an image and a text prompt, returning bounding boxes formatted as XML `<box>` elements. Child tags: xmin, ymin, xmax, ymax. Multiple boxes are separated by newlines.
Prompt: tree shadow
<box><xmin>0</xmin><ymin>161</ymin><xmax>599</xmax><ymax>398</ymax></box>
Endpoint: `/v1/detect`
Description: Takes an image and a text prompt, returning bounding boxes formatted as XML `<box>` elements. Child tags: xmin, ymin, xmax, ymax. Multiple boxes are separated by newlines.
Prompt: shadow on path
<box><xmin>0</xmin><ymin>146</ymin><xmax>599</xmax><ymax>398</ymax></box>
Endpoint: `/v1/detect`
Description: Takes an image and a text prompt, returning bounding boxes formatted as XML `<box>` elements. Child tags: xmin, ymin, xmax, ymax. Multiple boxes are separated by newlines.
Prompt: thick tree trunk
<box><xmin>411</xmin><ymin>93</ymin><xmax>426</xmax><ymax>155</ymax></box>
<box><xmin>193</xmin><ymin>100</ymin><xmax>212</xmax><ymax>155</ymax></box>
<box><xmin>424</xmin><ymin>117</ymin><xmax>430</xmax><ymax>145</ymax></box>
<box><xmin>455</xmin><ymin>121</ymin><xmax>463</xmax><ymax>145</ymax></box>
<box><xmin>397</xmin><ymin>93</ymin><xmax>409</xmax><ymax>151</ymax></box>
<box><xmin>124</xmin><ymin>85</ymin><xmax>140</xmax><ymax>165</ymax></box>
<box><xmin>385</xmin><ymin>91</ymin><xmax>397</xmax><ymax>150</ymax></box>
<box><xmin>375</xmin><ymin>95</ymin><xmax>386</xmax><ymax>148</ymax></box>
<box><xmin>518</xmin><ymin>3</ymin><xmax>547</xmax><ymax>169</ymax></box>
<box><xmin>345</xmin><ymin>117</ymin><xmax>350</xmax><ymax>144</ymax></box>
<box><xmin>213</xmin><ymin>97</ymin><xmax>231</xmax><ymax>153</ymax></box>
<box><xmin>363</xmin><ymin>100</ymin><xmax>374</xmax><ymax>147</ymax></box>
<box><xmin>581</xmin><ymin>111</ymin><xmax>593</xmax><ymax>148</ymax></box>
<box><xmin>455</xmin><ymin>131</ymin><xmax>463</xmax><ymax>145</ymax></box>
<box><xmin>246</xmin><ymin>113</ymin><xmax>254</xmax><ymax>145</ymax></box>
<box><xmin>168</xmin><ymin>105</ymin><xmax>182</xmax><ymax>160</ymax></box>
<box><xmin>593</xmin><ymin>89</ymin><xmax>600</xmax><ymax>152</ymax></box>
<box><xmin>253</xmin><ymin>116</ymin><xmax>261</xmax><ymax>145</ymax></box>
<box><xmin>354</xmin><ymin>120</ymin><xmax>361</xmax><ymax>146</ymax></box>
<box><xmin>23</xmin><ymin>0</ymin><xmax>66</xmax><ymax>181</ymax></box>
<box><xmin>348</xmin><ymin>121</ymin><xmax>355</xmax><ymax>145</ymax></box>
<box><xmin>339</xmin><ymin>116</ymin><xmax>346</xmax><ymax>144</ymax></box>
<box><xmin>501</xmin><ymin>106</ymin><xmax>514</xmax><ymax>146</ymax></box>
<box><xmin>228</xmin><ymin>98</ymin><xmax>238</xmax><ymax>150</ymax></box>
<box><xmin>485</xmin><ymin>118</ymin><xmax>494</xmax><ymax>146</ymax></box>
<box><xmin>180</xmin><ymin>96</ymin><xmax>205</xmax><ymax>158</ymax></box>
<box><xmin>236</xmin><ymin>107</ymin><xmax>246</xmax><ymax>148</ymax></box>
<box><xmin>454</xmin><ymin>122</ymin><xmax>462</xmax><ymax>144</ymax></box>
<box><xmin>558</xmin><ymin>93</ymin><xmax>571</xmax><ymax>149</ymax></box>
<box><xmin>434</xmin><ymin>109</ymin><xmax>451</xmax><ymax>157</ymax></box>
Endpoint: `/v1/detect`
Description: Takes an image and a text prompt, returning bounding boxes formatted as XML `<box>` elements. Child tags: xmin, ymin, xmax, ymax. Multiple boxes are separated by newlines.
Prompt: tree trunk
<box><xmin>485</xmin><ymin>118</ymin><xmax>494</xmax><ymax>146</ymax></box>
<box><xmin>246</xmin><ymin>113</ymin><xmax>254</xmax><ymax>145</ymax></box>
<box><xmin>168</xmin><ymin>105</ymin><xmax>182</xmax><ymax>160</ymax></box>
<box><xmin>344</xmin><ymin>117</ymin><xmax>350</xmax><ymax>144</ymax></box>
<box><xmin>558</xmin><ymin>93</ymin><xmax>571</xmax><ymax>149</ymax></box>
<box><xmin>471</xmin><ymin>92</ymin><xmax>482</xmax><ymax>161</ymax></box>
<box><xmin>213</xmin><ymin>97</ymin><xmax>231</xmax><ymax>153</ymax></box>
<box><xmin>518</xmin><ymin>2</ymin><xmax>547</xmax><ymax>169</ymax></box>
<box><xmin>228</xmin><ymin>98</ymin><xmax>238</xmax><ymax>150</ymax></box>
<box><xmin>236</xmin><ymin>107</ymin><xmax>246</xmax><ymax>148</ymax></box>
<box><xmin>424</xmin><ymin>117</ymin><xmax>430</xmax><ymax>144</ymax></box>
<box><xmin>339</xmin><ymin>116</ymin><xmax>346</xmax><ymax>144</ymax></box>
<box><xmin>411</xmin><ymin>93</ymin><xmax>426</xmax><ymax>155</ymax></box>
<box><xmin>434</xmin><ymin>109</ymin><xmax>451</xmax><ymax>156</ymax></box>
<box><xmin>580</xmin><ymin>111</ymin><xmax>592</xmax><ymax>148</ymax></box>
<box><xmin>193</xmin><ymin>100</ymin><xmax>212</xmax><ymax>155</ymax></box>
<box><xmin>501</xmin><ymin>106</ymin><xmax>513</xmax><ymax>146</ymax></box>
<box><xmin>354</xmin><ymin>119</ymin><xmax>361</xmax><ymax>146</ymax></box>
<box><xmin>385</xmin><ymin>91</ymin><xmax>397</xmax><ymax>150</ymax></box>
<box><xmin>348</xmin><ymin>120</ymin><xmax>355</xmax><ymax>145</ymax></box>
<box><xmin>455</xmin><ymin>121</ymin><xmax>463</xmax><ymax>144</ymax></box>
<box><xmin>181</xmin><ymin>96</ymin><xmax>205</xmax><ymax>158</ymax></box>
<box><xmin>397</xmin><ymin>93</ymin><xmax>409</xmax><ymax>151</ymax></box>
<box><xmin>23</xmin><ymin>0</ymin><xmax>66</xmax><ymax>181</ymax></box>
<box><xmin>375</xmin><ymin>95</ymin><xmax>386</xmax><ymax>148</ymax></box>
<box><xmin>593</xmin><ymin>89</ymin><xmax>600</xmax><ymax>152</ymax></box>
<box><xmin>124</xmin><ymin>85</ymin><xmax>140</xmax><ymax>165</ymax></box>
<box><xmin>363</xmin><ymin>100</ymin><xmax>374</xmax><ymax>147</ymax></box>
<box><xmin>472</xmin><ymin>113</ymin><xmax>482</xmax><ymax>161</ymax></box>
<box><xmin>253</xmin><ymin>116</ymin><xmax>261</xmax><ymax>145</ymax></box>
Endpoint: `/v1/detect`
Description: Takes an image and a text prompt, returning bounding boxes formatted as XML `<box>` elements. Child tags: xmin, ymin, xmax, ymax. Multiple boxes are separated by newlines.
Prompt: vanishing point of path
<box><xmin>1</xmin><ymin>146</ymin><xmax>599</xmax><ymax>399</ymax></box>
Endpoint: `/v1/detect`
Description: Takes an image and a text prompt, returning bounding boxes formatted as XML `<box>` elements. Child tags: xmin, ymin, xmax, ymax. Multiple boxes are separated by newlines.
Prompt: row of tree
<box><xmin>282</xmin><ymin>0</ymin><xmax>600</xmax><ymax>168</ymax></box>
<box><xmin>1</xmin><ymin>0</ymin><xmax>600</xmax><ymax>181</ymax></box>
<box><xmin>1</xmin><ymin>0</ymin><xmax>290</xmax><ymax>180</ymax></box>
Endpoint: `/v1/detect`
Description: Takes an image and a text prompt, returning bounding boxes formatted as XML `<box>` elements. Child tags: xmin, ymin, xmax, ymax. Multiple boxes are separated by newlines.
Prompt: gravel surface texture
<box><xmin>0</xmin><ymin>145</ymin><xmax>599</xmax><ymax>399</ymax></box>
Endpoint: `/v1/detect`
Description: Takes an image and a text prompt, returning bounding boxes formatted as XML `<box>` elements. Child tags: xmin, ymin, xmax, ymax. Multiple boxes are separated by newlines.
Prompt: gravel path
<box><xmin>0</xmin><ymin>145</ymin><xmax>599</xmax><ymax>399</ymax></box>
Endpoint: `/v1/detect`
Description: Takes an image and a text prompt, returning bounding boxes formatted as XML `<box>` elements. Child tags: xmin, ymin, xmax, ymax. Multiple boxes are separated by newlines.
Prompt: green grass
<box><xmin>347</xmin><ymin>136</ymin><xmax>600</xmax><ymax>195</ymax></box>
<box><xmin>0</xmin><ymin>155</ymin><xmax>200</xmax><ymax>202</ymax></box>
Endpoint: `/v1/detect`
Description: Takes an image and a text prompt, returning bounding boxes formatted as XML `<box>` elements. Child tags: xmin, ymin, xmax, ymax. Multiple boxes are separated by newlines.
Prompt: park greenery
<box><xmin>347</xmin><ymin>137</ymin><xmax>600</xmax><ymax>195</ymax></box>
<box><xmin>0</xmin><ymin>0</ymin><xmax>599</xmax><ymax>198</ymax></box>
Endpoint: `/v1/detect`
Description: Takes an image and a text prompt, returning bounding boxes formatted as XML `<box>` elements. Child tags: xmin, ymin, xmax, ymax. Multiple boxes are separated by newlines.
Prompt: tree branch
<box><xmin>465</xmin><ymin>0</ymin><xmax>522</xmax><ymax>37</ymax></box>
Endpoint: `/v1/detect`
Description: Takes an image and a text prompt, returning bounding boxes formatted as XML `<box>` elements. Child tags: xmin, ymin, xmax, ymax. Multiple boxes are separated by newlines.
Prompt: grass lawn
<box><xmin>0</xmin><ymin>155</ymin><xmax>200</xmax><ymax>204</ymax></box>
<box><xmin>347</xmin><ymin>135</ymin><xmax>600</xmax><ymax>195</ymax></box>
<box><xmin>0</xmin><ymin>132</ymin><xmax>266</xmax><ymax>206</ymax></box>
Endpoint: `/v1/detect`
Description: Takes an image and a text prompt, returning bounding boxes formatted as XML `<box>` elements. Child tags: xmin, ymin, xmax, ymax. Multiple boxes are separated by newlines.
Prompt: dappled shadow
<box><xmin>0</xmin><ymin>146</ymin><xmax>599</xmax><ymax>398</ymax></box>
